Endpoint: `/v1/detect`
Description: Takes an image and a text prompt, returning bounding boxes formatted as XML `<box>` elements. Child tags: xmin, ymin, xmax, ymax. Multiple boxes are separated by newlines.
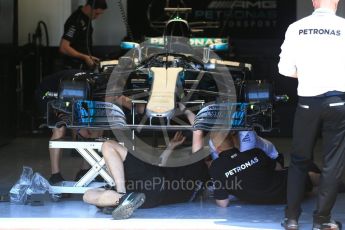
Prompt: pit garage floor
<box><xmin>0</xmin><ymin>136</ymin><xmax>344</xmax><ymax>230</ymax></box>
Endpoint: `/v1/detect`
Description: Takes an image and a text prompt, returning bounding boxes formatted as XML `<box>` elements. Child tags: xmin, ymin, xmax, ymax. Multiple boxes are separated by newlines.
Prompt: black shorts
<box><xmin>161</xmin><ymin>159</ymin><xmax>209</xmax><ymax>204</ymax></box>
<box><xmin>123</xmin><ymin>152</ymin><xmax>165</xmax><ymax>208</ymax></box>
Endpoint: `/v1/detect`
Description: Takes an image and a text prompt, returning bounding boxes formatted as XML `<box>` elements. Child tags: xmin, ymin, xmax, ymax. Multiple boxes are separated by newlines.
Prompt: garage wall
<box><xmin>0</xmin><ymin>1</ymin><xmax>15</xmax><ymax>44</ymax></box>
<box><xmin>17</xmin><ymin>1</ymin><xmax>345</xmax><ymax>47</ymax></box>
<box><xmin>18</xmin><ymin>0</ymin><xmax>72</xmax><ymax>46</ymax></box>
<box><xmin>18</xmin><ymin>0</ymin><xmax>127</xmax><ymax>46</ymax></box>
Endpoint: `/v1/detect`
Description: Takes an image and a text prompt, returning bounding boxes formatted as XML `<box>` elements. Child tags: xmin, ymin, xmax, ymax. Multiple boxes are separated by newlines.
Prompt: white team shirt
<box><xmin>278</xmin><ymin>8</ymin><xmax>345</xmax><ymax>96</ymax></box>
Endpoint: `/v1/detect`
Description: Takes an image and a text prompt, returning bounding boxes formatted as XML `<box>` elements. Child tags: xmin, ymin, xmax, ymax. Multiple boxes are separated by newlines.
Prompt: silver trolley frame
<box><xmin>49</xmin><ymin>139</ymin><xmax>115</xmax><ymax>194</ymax></box>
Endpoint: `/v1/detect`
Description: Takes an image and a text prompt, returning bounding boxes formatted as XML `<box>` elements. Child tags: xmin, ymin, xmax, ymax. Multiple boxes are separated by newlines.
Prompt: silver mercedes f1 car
<box><xmin>47</xmin><ymin>17</ymin><xmax>281</xmax><ymax>132</ymax></box>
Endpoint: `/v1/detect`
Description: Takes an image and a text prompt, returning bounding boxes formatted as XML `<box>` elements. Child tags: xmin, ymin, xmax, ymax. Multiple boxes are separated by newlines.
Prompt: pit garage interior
<box><xmin>0</xmin><ymin>0</ymin><xmax>345</xmax><ymax>230</ymax></box>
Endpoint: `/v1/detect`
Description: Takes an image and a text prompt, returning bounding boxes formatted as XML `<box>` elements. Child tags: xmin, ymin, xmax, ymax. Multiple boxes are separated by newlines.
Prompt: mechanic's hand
<box><xmin>91</xmin><ymin>56</ymin><xmax>100</xmax><ymax>65</ymax></box>
<box><xmin>168</xmin><ymin>131</ymin><xmax>186</xmax><ymax>149</ymax></box>
<box><xmin>83</xmin><ymin>55</ymin><xmax>100</xmax><ymax>68</ymax></box>
<box><xmin>178</xmin><ymin>102</ymin><xmax>186</xmax><ymax>113</ymax></box>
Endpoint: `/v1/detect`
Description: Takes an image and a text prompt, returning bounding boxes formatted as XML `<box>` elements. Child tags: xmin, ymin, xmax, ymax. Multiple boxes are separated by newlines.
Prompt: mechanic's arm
<box><xmin>275</xmin><ymin>162</ymin><xmax>284</xmax><ymax>171</ymax></box>
<box><xmin>263</xmin><ymin>152</ymin><xmax>284</xmax><ymax>171</ymax></box>
<box><xmin>178</xmin><ymin>102</ymin><xmax>195</xmax><ymax>125</ymax></box>
<box><xmin>192</xmin><ymin>129</ymin><xmax>203</xmax><ymax>153</ymax></box>
<box><xmin>158</xmin><ymin>131</ymin><xmax>186</xmax><ymax>166</ymax></box>
<box><xmin>278</xmin><ymin>25</ymin><xmax>298</xmax><ymax>78</ymax></box>
<box><xmin>178</xmin><ymin>102</ymin><xmax>204</xmax><ymax>153</ymax></box>
<box><xmin>216</xmin><ymin>198</ymin><xmax>230</xmax><ymax>208</ymax></box>
<box><xmin>213</xmin><ymin>186</ymin><xmax>230</xmax><ymax>208</ymax></box>
<box><xmin>59</xmin><ymin>38</ymin><xmax>99</xmax><ymax>67</ymax></box>
<box><xmin>209</xmin><ymin>160</ymin><xmax>231</xmax><ymax>207</ymax></box>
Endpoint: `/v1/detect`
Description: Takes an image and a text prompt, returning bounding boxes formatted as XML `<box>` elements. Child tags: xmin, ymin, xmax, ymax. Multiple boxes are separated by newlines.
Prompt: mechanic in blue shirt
<box><xmin>278</xmin><ymin>0</ymin><xmax>345</xmax><ymax>229</ymax></box>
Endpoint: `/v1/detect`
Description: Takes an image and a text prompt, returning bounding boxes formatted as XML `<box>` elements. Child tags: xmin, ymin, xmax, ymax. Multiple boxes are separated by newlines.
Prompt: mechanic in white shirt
<box><xmin>278</xmin><ymin>0</ymin><xmax>345</xmax><ymax>229</ymax></box>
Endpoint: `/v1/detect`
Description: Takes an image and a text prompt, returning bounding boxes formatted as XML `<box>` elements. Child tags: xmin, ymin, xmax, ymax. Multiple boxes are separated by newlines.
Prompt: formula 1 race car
<box><xmin>46</xmin><ymin>17</ymin><xmax>284</xmax><ymax>133</ymax></box>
